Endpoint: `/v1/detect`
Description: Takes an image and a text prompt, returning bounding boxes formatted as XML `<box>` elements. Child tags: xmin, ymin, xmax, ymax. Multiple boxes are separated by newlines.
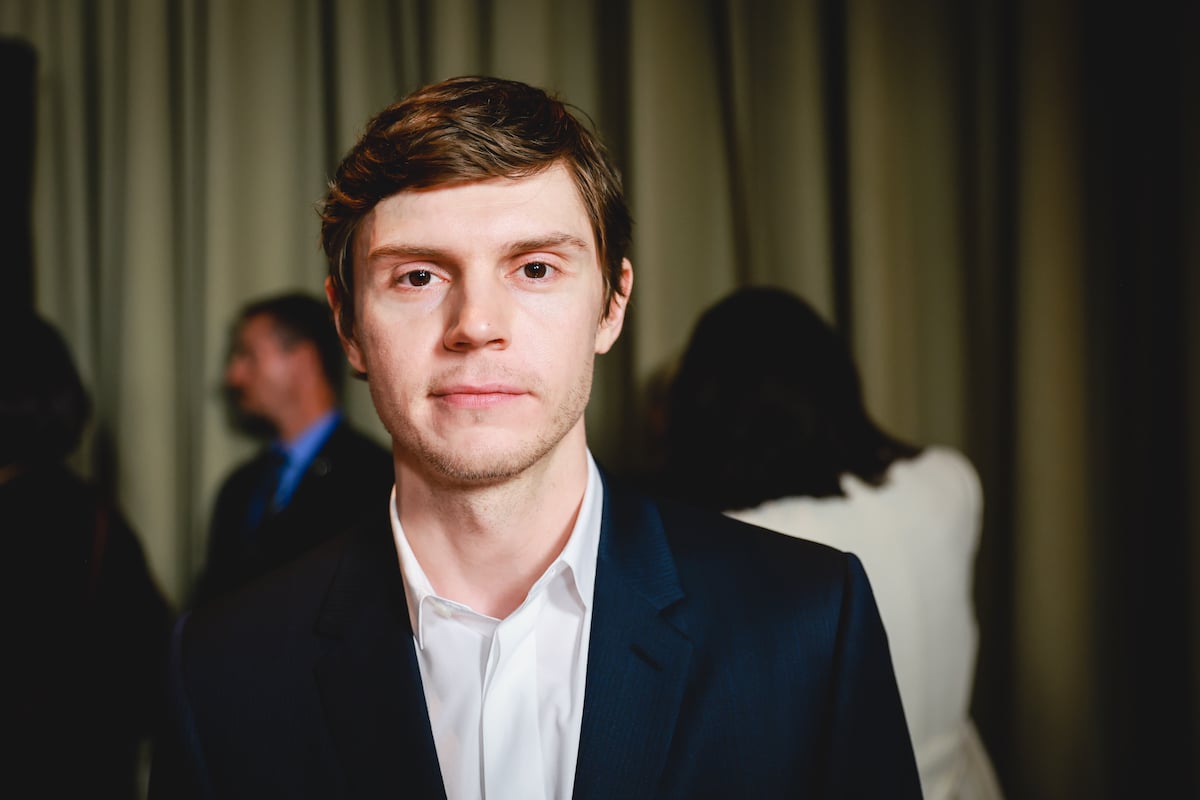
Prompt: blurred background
<box><xmin>2</xmin><ymin>1</ymin><xmax>1196</xmax><ymax>797</ymax></box>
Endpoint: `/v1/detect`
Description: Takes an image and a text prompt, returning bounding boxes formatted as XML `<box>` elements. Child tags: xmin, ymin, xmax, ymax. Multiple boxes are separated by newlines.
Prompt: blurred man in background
<box><xmin>192</xmin><ymin>292</ymin><xmax>392</xmax><ymax>607</ymax></box>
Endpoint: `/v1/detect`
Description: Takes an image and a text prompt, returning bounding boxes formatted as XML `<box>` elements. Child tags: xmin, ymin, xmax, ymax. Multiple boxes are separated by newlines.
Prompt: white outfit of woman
<box><xmin>727</xmin><ymin>446</ymin><xmax>1003</xmax><ymax>800</ymax></box>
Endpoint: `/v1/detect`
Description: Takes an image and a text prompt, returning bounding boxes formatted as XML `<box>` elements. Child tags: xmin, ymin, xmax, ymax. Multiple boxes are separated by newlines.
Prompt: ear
<box><xmin>595</xmin><ymin>259</ymin><xmax>633</xmax><ymax>355</ymax></box>
<box><xmin>325</xmin><ymin>276</ymin><xmax>367</xmax><ymax>374</ymax></box>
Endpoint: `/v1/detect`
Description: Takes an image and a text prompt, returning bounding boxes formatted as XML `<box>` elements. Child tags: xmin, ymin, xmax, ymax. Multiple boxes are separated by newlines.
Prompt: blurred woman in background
<box><xmin>658</xmin><ymin>286</ymin><xmax>1002</xmax><ymax>799</ymax></box>
<box><xmin>1</xmin><ymin>313</ymin><xmax>171</xmax><ymax>799</ymax></box>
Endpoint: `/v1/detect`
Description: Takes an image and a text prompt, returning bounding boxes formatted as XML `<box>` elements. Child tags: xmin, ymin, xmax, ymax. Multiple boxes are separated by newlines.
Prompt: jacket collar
<box><xmin>313</xmin><ymin>503</ymin><xmax>447</xmax><ymax>798</ymax></box>
<box><xmin>311</xmin><ymin>471</ymin><xmax>692</xmax><ymax>799</ymax></box>
<box><xmin>573</xmin><ymin>471</ymin><xmax>693</xmax><ymax>800</ymax></box>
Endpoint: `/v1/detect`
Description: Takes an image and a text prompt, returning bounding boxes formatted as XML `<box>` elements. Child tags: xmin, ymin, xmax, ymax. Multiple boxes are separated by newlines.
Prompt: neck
<box><xmin>274</xmin><ymin>401</ymin><xmax>336</xmax><ymax>444</ymax></box>
<box><xmin>395</xmin><ymin>428</ymin><xmax>591</xmax><ymax>618</ymax></box>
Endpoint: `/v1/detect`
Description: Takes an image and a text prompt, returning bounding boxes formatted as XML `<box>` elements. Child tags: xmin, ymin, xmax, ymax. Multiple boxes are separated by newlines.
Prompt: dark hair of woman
<box><xmin>659</xmin><ymin>286</ymin><xmax>921</xmax><ymax>511</ymax></box>
<box><xmin>0</xmin><ymin>313</ymin><xmax>91</xmax><ymax>469</ymax></box>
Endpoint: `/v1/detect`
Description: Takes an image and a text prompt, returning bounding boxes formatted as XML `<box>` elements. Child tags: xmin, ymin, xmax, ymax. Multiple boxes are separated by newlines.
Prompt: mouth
<box><xmin>431</xmin><ymin>383</ymin><xmax>529</xmax><ymax>410</ymax></box>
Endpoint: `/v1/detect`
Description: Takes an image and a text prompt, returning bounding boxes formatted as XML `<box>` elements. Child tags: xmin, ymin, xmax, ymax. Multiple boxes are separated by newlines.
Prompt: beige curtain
<box><xmin>4</xmin><ymin>1</ymin><xmax>1196</xmax><ymax>797</ymax></box>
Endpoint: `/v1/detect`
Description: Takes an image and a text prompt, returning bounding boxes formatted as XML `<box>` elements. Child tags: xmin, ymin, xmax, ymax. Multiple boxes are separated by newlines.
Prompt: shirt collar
<box><xmin>279</xmin><ymin>409</ymin><xmax>341</xmax><ymax>464</ymax></box>
<box><xmin>391</xmin><ymin>451</ymin><xmax>604</xmax><ymax>650</ymax></box>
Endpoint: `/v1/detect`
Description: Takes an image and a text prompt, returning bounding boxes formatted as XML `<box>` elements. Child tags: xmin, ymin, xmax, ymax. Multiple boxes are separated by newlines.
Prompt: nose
<box><xmin>443</xmin><ymin>275</ymin><xmax>511</xmax><ymax>352</ymax></box>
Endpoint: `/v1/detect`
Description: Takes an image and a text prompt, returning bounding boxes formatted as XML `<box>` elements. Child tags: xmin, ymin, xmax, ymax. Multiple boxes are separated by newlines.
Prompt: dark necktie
<box><xmin>244</xmin><ymin>448</ymin><xmax>287</xmax><ymax>536</ymax></box>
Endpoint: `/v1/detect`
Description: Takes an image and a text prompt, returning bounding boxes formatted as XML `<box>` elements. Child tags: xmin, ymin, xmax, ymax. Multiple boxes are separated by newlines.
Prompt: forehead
<box><xmin>356</xmin><ymin>164</ymin><xmax>596</xmax><ymax>261</ymax></box>
<box><xmin>235</xmin><ymin>314</ymin><xmax>280</xmax><ymax>348</ymax></box>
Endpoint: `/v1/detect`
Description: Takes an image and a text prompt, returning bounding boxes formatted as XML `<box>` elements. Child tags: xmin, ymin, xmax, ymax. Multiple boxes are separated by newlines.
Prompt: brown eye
<box><xmin>406</xmin><ymin>270</ymin><xmax>433</xmax><ymax>286</ymax></box>
<box><xmin>522</xmin><ymin>262</ymin><xmax>550</xmax><ymax>279</ymax></box>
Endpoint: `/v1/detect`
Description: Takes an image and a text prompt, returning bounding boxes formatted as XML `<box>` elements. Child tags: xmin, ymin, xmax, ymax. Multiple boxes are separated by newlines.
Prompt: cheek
<box><xmin>535</xmin><ymin>326</ymin><xmax>599</xmax><ymax>383</ymax></box>
<box><xmin>361</xmin><ymin>331</ymin><xmax>401</xmax><ymax>375</ymax></box>
<box><xmin>522</xmin><ymin>287</ymin><xmax>606</xmax><ymax>341</ymax></box>
<box><xmin>360</xmin><ymin>324</ymin><xmax>424</xmax><ymax>394</ymax></box>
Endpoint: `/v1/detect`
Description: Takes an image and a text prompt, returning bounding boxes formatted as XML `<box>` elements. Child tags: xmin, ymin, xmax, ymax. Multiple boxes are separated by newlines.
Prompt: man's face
<box><xmin>224</xmin><ymin>313</ymin><xmax>296</xmax><ymax>433</ymax></box>
<box><xmin>331</xmin><ymin>164</ymin><xmax>631</xmax><ymax>486</ymax></box>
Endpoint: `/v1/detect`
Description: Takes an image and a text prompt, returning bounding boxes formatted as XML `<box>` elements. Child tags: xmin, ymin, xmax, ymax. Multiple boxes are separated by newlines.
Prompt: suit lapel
<box><xmin>573</xmin><ymin>476</ymin><xmax>693</xmax><ymax>800</ymax></box>
<box><xmin>313</xmin><ymin>512</ymin><xmax>447</xmax><ymax>798</ymax></box>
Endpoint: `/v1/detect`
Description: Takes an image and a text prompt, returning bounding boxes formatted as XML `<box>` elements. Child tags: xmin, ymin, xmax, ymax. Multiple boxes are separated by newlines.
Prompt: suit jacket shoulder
<box><xmin>154</xmin><ymin>514</ymin><xmax>441</xmax><ymax>799</ymax></box>
<box><xmin>574</xmin><ymin>475</ymin><xmax>921</xmax><ymax>798</ymax></box>
<box><xmin>156</xmin><ymin>470</ymin><xmax>920</xmax><ymax>799</ymax></box>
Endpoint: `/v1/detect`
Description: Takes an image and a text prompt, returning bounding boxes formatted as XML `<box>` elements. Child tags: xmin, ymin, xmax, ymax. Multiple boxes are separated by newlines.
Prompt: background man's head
<box><xmin>320</xmin><ymin>75</ymin><xmax>632</xmax><ymax>340</ymax></box>
<box><xmin>223</xmin><ymin>292</ymin><xmax>344</xmax><ymax>438</ymax></box>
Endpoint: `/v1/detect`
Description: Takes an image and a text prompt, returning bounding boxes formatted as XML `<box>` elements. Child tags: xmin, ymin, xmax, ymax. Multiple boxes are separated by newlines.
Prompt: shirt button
<box><xmin>433</xmin><ymin>600</ymin><xmax>453</xmax><ymax>619</ymax></box>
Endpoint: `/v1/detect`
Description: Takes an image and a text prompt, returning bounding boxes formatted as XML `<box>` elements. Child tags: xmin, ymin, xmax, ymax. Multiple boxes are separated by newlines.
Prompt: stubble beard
<box><xmin>223</xmin><ymin>387</ymin><xmax>278</xmax><ymax>440</ymax></box>
<box><xmin>377</xmin><ymin>358</ymin><xmax>595</xmax><ymax>488</ymax></box>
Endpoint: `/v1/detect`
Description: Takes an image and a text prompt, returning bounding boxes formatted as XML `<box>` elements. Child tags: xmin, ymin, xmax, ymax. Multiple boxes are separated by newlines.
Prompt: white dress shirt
<box><xmin>390</xmin><ymin>453</ymin><xmax>603</xmax><ymax>800</ymax></box>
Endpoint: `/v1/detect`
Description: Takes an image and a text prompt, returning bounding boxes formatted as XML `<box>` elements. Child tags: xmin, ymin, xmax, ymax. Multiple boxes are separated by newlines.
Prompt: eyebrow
<box><xmin>366</xmin><ymin>244</ymin><xmax>446</xmax><ymax>261</ymax></box>
<box><xmin>366</xmin><ymin>232</ymin><xmax>592</xmax><ymax>263</ymax></box>
<box><xmin>503</xmin><ymin>233</ymin><xmax>591</xmax><ymax>257</ymax></box>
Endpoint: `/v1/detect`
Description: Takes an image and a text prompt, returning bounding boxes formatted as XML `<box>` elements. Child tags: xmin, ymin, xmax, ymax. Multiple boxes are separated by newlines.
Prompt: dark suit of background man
<box><xmin>191</xmin><ymin>292</ymin><xmax>392</xmax><ymax>607</ymax></box>
<box><xmin>153</xmin><ymin>77</ymin><xmax>922</xmax><ymax>798</ymax></box>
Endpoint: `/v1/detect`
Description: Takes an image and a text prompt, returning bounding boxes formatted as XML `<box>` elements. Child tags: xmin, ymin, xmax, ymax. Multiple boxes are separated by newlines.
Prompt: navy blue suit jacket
<box><xmin>153</xmin><ymin>472</ymin><xmax>921</xmax><ymax>798</ymax></box>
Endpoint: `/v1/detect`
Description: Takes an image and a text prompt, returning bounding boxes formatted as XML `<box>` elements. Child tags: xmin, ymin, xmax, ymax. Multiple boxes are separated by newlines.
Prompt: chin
<box><xmin>410</xmin><ymin>432</ymin><xmax>562</xmax><ymax>487</ymax></box>
<box><xmin>224</xmin><ymin>404</ymin><xmax>276</xmax><ymax>440</ymax></box>
<box><xmin>390</xmin><ymin>399</ymin><xmax>587</xmax><ymax>487</ymax></box>
<box><xmin>427</xmin><ymin>449</ymin><xmax>542</xmax><ymax>485</ymax></box>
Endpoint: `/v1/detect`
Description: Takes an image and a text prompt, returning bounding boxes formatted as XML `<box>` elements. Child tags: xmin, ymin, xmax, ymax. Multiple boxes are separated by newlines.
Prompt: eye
<box><xmin>399</xmin><ymin>269</ymin><xmax>436</xmax><ymax>287</ymax></box>
<box><xmin>521</xmin><ymin>261</ymin><xmax>553</xmax><ymax>280</ymax></box>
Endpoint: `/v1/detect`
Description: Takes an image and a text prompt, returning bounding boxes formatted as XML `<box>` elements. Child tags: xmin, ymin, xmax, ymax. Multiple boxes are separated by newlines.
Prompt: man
<box><xmin>191</xmin><ymin>292</ymin><xmax>392</xmax><ymax>607</ymax></box>
<box><xmin>153</xmin><ymin>77</ymin><xmax>920</xmax><ymax>798</ymax></box>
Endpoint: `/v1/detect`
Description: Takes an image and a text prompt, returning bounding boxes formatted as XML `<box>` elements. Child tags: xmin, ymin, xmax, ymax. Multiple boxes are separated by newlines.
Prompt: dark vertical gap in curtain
<box><xmin>384</xmin><ymin>1</ymin><xmax>411</xmax><ymax>91</ymax></box>
<box><xmin>415</xmin><ymin>1</ymin><xmax>434</xmax><ymax>86</ymax></box>
<box><xmin>0</xmin><ymin>37</ymin><xmax>36</xmax><ymax>317</ymax></box>
<box><xmin>816</xmin><ymin>0</ymin><xmax>852</xmax><ymax>338</ymax></box>
<box><xmin>318</xmin><ymin>0</ymin><xmax>340</xmax><ymax>173</ymax></box>
<box><xmin>1082</xmin><ymin>5</ymin><xmax>1195</xmax><ymax>796</ymax></box>
<box><xmin>166</xmin><ymin>0</ymin><xmax>189</xmax><ymax>594</ymax></box>
<box><xmin>593</xmin><ymin>0</ymin><xmax>638</xmax><ymax>477</ymax></box>
<box><xmin>169</xmin><ymin>0</ymin><xmax>208</xmax><ymax>596</ymax></box>
<box><xmin>385</xmin><ymin>1</ymin><xmax>403</xmax><ymax>90</ymax></box>
<box><xmin>476</xmin><ymin>0</ymin><xmax>494</xmax><ymax>74</ymax></box>
<box><xmin>594</xmin><ymin>0</ymin><xmax>633</xmax><ymax>183</ymax></box>
<box><xmin>196</xmin><ymin>0</ymin><xmax>213</xmax><ymax>596</ymax></box>
<box><xmin>80</xmin><ymin>0</ymin><xmax>103</xmax><ymax>377</ymax></box>
<box><xmin>45</xmin><ymin>6</ymin><xmax>78</xmax><ymax>326</ymax></box>
<box><xmin>39</xmin><ymin>10</ymin><xmax>63</xmax><ymax>318</ymax></box>
<box><xmin>960</xmin><ymin>0</ymin><xmax>1019</xmax><ymax>792</ymax></box>
<box><xmin>706</xmin><ymin>0</ymin><xmax>751</xmax><ymax>285</ymax></box>
<box><xmin>91</xmin><ymin>0</ymin><xmax>132</xmax><ymax>501</ymax></box>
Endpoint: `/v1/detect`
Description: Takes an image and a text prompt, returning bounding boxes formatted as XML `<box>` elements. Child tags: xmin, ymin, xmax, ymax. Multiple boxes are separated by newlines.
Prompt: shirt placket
<box><xmin>480</xmin><ymin>589</ymin><xmax>548</xmax><ymax>800</ymax></box>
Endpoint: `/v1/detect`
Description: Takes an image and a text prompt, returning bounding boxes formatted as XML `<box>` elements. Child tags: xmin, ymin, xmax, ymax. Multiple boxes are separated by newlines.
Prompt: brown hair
<box><xmin>320</xmin><ymin>75</ymin><xmax>632</xmax><ymax>336</ymax></box>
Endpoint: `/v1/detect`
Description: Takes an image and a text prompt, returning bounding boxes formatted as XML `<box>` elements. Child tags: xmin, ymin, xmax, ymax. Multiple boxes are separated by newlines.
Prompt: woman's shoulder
<box><xmin>892</xmin><ymin>446</ymin><xmax>982</xmax><ymax>512</ymax></box>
